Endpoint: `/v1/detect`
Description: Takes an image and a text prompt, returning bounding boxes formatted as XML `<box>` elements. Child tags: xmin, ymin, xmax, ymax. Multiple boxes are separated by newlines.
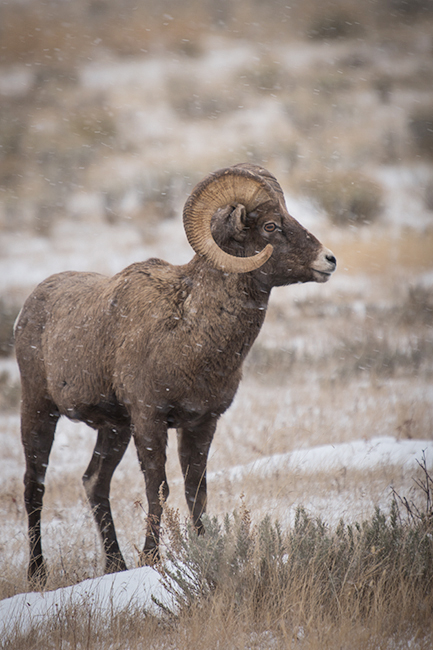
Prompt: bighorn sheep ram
<box><xmin>15</xmin><ymin>163</ymin><xmax>336</xmax><ymax>584</ymax></box>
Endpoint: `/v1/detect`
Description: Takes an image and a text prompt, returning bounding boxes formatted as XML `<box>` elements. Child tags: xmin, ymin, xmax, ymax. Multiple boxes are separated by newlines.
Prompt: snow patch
<box><xmin>208</xmin><ymin>437</ymin><xmax>433</xmax><ymax>484</ymax></box>
<box><xmin>0</xmin><ymin>566</ymin><xmax>174</xmax><ymax>641</ymax></box>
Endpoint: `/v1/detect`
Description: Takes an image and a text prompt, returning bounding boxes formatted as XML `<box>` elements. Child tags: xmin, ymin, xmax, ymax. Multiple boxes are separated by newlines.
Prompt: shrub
<box><xmin>307</xmin><ymin>12</ymin><xmax>363</xmax><ymax>40</ymax></box>
<box><xmin>426</xmin><ymin>180</ymin><xmax>433</xmax><ymax>211</ymax></box>
<box><xmin>301</xmin><ymin>170</ymin><xmax>383</xmax><ymax>225</ymax></box>
<box><xmin>387</xmin><ymin>0</ymin><xmax>433</xmax><ymax>18</ymax></box>
<box><xmin>241</xmin><ymin>58</ymin><xmax>285</xmax><ymax>95</ymax></box>
<box><xmin>157</xmin><ymin>466</ymin><xmax>433</xmax><ymax>636</ymax></box>
<box><xmin>166</xmin><ymin>73</ymin><xmax>241</xmax><ymax>120</ymax></box>
<box><xmin>400</xmin><ymin>284</ymin><xmax>433</xmax><ymax>326</ymax></box>
<box><xmin>0</xmin><ymin>370</ymin><xmax>21</xmax><ymax>411</ymax></box>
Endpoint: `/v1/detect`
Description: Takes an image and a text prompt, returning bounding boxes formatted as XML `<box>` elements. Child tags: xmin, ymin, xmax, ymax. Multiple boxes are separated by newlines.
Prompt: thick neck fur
<box><xmin>180</xmin><ymin>255</ymin><xmax>270</xmax><ymax>362</ymax></box>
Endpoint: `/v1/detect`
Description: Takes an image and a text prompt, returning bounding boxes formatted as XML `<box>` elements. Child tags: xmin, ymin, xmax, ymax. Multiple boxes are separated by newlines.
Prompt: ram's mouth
<box><xmin>312</xmin><ymin>269</ymin><xmax>332</xmax><ymax>282</ymax></box>
<box><xmin>311</xmin><ymin>247</ymin><xmax>336</xmax><ymax>283</ymax></box>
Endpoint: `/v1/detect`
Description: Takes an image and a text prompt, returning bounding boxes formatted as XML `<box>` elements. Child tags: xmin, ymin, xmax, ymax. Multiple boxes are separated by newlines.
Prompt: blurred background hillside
<box><xmin>1</xmin><ymin>0</ymin><xmax>433</xmax><ymax>242</ymax></box>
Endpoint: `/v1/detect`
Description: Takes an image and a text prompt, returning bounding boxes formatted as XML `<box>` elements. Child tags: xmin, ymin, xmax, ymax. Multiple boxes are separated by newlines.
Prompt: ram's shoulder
<box><xmin>109</xmin><ymin>259</ymin><xmax>187</xmax><ymax>306</ymax></box>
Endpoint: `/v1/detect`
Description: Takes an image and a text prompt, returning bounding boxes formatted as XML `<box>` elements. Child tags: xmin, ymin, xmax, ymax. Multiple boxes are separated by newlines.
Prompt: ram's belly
<box><xmin>65</xmin><ymin>396</ymin><xmax>131</xmax><ymax>429</ymax></box>
<box><xmin>53</xmin><ymin>382</ymin><xmax>131</xmax><ymax>429</ymax></box>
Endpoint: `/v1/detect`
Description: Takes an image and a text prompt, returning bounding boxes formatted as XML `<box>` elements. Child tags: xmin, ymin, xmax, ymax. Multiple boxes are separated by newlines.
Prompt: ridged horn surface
<box><xmin>183</xmin><ymin>167</ymin><xmax>277</xmax><ymax>273</ymax></box>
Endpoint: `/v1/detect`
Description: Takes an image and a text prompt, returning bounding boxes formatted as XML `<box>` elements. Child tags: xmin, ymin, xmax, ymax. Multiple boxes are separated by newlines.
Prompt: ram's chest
<box><xmin>114</xmin><ymin>279</ymin><xmax>266</xmax><ymax>425</ymax></box>
<box><xmin>165</xmin><ymin>363</ymin><xmax>243</xmax><ymax>429</ymax></box>
<box><xmin>169</xmin><ymin>309</ymin><xmax>254</xmax><ymax>380</ymax></box>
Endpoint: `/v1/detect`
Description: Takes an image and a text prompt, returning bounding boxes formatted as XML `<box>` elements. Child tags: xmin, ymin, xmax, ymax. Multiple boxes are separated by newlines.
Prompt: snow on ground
<box><xmin>208</xmin><ymin>434</ymin><xmax>433</xmax><ymax>528</ymax></box>
<box><xmin>0</xmin><ymin>566</ymin><xmax>175</xmax><ymax>641</ymax></box>
<box><xmin>207</xmin><ymin>436</ymin><xmax>433</xmax><ymax>484</ymax></box>
<box><xmin>1</xmin><ymin>435</ymin><xmax>431</xmax><ymax>641</ymax></box>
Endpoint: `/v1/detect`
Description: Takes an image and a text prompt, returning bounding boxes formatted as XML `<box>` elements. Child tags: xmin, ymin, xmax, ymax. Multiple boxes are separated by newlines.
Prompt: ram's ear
<box><xmin>224</xmin><ymin>203</ymin><xmax>248</xmax><ymax>242</ymax></box>
<box><xmin>211</xmin><ymin>203</ymin><xmax>248</xmax><ymax>244</ymax></box>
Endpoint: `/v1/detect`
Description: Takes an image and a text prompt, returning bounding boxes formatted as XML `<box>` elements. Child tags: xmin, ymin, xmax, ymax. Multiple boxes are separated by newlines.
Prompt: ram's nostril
<box><xmin>326</xmin><ymin>254</ymin><xmax>336</xmax><ymax>266</ymax></box>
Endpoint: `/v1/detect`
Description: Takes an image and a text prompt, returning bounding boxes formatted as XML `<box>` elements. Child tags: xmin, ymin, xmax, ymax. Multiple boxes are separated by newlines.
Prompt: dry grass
<box><xmin>4</xmin><ymin>480</ymin><xmax>432</xmax><ymax>650</ymax></box>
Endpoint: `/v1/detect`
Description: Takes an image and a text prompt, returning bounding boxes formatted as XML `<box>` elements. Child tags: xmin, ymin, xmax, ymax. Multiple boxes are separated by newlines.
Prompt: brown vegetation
<box><xmin>3</xmin><ymin>464</ymin><xmax>433</xmax><ymax>649</ymax></box>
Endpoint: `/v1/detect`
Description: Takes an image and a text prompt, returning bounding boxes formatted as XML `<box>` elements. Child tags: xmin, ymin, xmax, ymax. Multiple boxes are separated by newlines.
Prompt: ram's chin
<box><xmin>312</xmin><ymin>269</ymin><xmax>332</xmax><ymax>283</ymax></box>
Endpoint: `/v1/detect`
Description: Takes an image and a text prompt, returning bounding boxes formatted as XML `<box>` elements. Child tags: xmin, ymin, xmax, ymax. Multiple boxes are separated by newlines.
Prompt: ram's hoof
<box><xmin>105</xmin><ymin>555</ymin><xmax>128</xmax><ymax>574</ymax></box>
<box><xmin>28</xmin><ymin>558</ymin><xmax>48</xmax><ymax>590</ymax></box>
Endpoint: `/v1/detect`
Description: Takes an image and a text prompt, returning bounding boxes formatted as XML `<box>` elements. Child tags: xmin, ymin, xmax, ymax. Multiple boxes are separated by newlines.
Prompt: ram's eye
<box><xmin>263</xmin><ymin>222</ymin><xmax>277</xmax><ymax>233</ymax></box>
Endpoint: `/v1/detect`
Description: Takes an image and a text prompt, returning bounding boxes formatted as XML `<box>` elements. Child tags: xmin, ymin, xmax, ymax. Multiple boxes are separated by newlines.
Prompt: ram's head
<box><xmin>183</xmin><ymin>163</ymin><xmax>336</xmax><ymax>286</ymax></box>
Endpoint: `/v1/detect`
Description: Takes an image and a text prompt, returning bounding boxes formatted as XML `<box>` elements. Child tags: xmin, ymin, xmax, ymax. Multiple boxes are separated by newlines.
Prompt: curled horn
<box><xmin>183</xmin><ymin>166</ymin><xmax>277</xmax><ymax>273</ymax></box>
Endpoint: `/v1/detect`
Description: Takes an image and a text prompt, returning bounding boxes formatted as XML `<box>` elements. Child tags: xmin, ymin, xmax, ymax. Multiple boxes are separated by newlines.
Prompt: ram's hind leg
<box><xmin>21</xmin><ymin>395</ymin><xmax>59</xmax><ymax>587</ymax></box>
<box><xmin>82</xmin><ymin>424</ymin><xmax>131</xmax><ymax>573</ymax></box>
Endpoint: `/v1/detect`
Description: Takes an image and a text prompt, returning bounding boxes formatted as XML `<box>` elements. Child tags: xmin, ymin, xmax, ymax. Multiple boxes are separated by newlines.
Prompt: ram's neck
<box><xmin>181</xmin><ymin>257</ymin><xmax>270</xmax><ymax>365</ymax></box>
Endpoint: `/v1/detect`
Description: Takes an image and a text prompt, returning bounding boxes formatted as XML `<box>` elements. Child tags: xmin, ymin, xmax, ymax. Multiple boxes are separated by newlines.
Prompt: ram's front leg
<box><xmin>177</xmin><ymin>416</ymin><xmax>217</xmax><ymax>535</ymax></box>
<box><xmin>133</xmin><ymin>418</ymin><xmax>169</xmax><ymax>565</ymax></box>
